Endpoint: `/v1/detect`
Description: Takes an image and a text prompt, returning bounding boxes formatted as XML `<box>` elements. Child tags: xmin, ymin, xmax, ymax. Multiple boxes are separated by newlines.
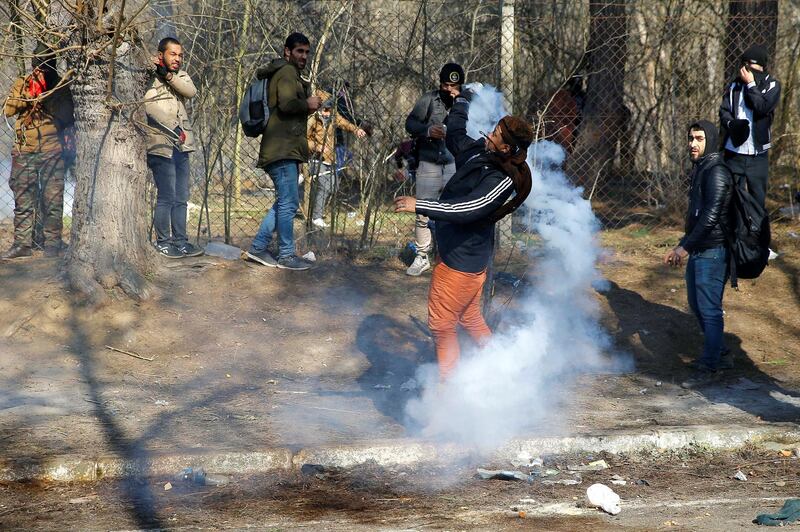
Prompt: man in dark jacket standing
<box><xmin>664</xmin><ymin>121</ymin><xmax>733</xmax><ymax>389</ymax></box>
<box><xmin>395</xmin><ymin>92</ymin><xmax>533</xmax><ymax>380</ymax></box>
<box><xmin>403</xmin><ymin>63</ymin><xmax>464</xmax><ymax>276</ymax></box>
<box><xmin>246</xmin><ymin>32</ymin><xmax>321</xmax><ymax>271</ymax></box>
<box><xmin>719</xmin><ymin>44</ymin><xmax>780</xmax><ymax>208</ymax></box>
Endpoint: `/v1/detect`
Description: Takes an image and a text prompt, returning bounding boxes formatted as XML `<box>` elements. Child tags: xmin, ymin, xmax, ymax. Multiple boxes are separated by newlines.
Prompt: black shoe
<box><xmin>44</xmin><ymin>240</ymin><xmax>65</xmax><ymax>258</ymax></box>
<box><xmin>719</xmin><ymin>348</ymin><xmax>734</xmax><ymax>370</ymax></box>
<box><xmin>681</xmin><ymin>368</ymin><xmax>720</xmax><ymax>389</ymax></box>
<box><xmin>154</xmin><ymin>242</ymin><xmax>184</xmax><ymax>259</ymax></box>
<box><xmin>244</xmin><ymin>249</ymin><xmax>278</xmax><ymax>267</ymax></box>
<box><xmin>177</xmin><ymin>242</ymin><xmax>204</xmax><ymax>257</ymax></box>
<box><xmin>1</xmin><ymin>244</ymin><xmax>32</xmax><ymax>260</ymax></box>
<box><xmin>688</xmin><ymin>349</ymin><xmax>734</xmax><ymax>371</ymax></box>
<box><xmin>277</xmin><ymin>255</ymin><xmax>311</xmax><ymax>271</ymax></box>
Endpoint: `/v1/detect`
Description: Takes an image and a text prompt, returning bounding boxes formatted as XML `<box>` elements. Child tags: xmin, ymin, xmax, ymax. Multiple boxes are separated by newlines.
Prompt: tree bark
<box><xmin>568</xmin><ymin>0</ymin><xmax>628</xmax><ymax>188</ymax></box>
<box><xmin>723</xmin><ymin>0</ymin><xmax>778</xmax><ymax>82</ymax></box>
<box><xmin>65</xmin><ymin>35</ymin><xmax>156</xmax><ymax>305</ymax></box>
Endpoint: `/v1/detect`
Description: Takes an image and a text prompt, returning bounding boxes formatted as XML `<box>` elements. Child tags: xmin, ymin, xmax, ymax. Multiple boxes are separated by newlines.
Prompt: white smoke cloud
<box><xmin>404</xmin><ymin>84</ymin><xmax>625</xmax><ymax>450</ymax></box>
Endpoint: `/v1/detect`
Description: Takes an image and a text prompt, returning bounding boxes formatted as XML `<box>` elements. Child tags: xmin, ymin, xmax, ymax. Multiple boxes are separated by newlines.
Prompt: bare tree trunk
<box><xmin>152</xmin><ymin>0</ymin><xmax>177</xmax><ymax>38</ymax></box>
<box><xmin>771</xmin><ymin>23</ymin><xmax>800</xmax><ymax>165</ymax></box>
<box><xmin>569</xmin><ymin>0</ymin><xmax>628</xmax><ymax>188</ymax></box>
<box><xmin>66</xmin><ymin>36</ymin><xmax>155</xmax><ymax>305</ymax></box>
<box><xmin>724</xmin><ymin>0</ymin><xmax>778</xmax><ymax>82</ymax></box>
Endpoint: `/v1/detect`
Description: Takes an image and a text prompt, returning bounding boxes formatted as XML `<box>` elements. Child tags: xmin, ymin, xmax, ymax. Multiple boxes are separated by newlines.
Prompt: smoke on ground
<box><xmin>405</xmin><ymin>84</ymin><xmax>629</xmax><ymax>450</ymax></box>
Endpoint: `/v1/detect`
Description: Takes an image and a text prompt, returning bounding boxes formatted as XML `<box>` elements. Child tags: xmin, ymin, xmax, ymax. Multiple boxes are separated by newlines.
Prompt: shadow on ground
<box><xmin>603</xmin><ymin>279</ymin><xmax>800</xmax><ymax>423</ymax></box>
<box><xmin>354</xmin><ymin>313</ymin><xmax>434</xmax><ymax>425</ymax></box>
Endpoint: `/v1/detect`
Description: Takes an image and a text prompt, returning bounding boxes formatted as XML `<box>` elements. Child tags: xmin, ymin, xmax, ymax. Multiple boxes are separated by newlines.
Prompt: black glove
<box><xmin>360</xmin><ymin>121</ymin><xmax>374</xmax><ymax>137</ymax></box>
<box><xmin>155</xmin><ymin>63</ymin><xmax>170</xmax><ymax>79</ymax></box>
<box><xmin>459</xmin><ymin>88</ymin><xmax>476</xmax><ymax>102</ymax></box>
<box><xmin>728</xmin><ymin>119</ymin><xmax>750</xmax><ymax>147</ymax></box>
<box><xmin>173</xmin><ymin>126</ymin><xmax>186</xmax><ymax>145</ymax></box>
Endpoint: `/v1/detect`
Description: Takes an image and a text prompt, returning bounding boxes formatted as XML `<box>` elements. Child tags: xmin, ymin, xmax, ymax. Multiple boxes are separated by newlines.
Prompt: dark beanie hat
<box><xmin>440</xmin><ymin>63</ymin><xmax>465</xmax><ymax>85</ymax></box>
<box><xmin>32</xmin><ymin>42</ymin><xmax>54</xmax><ymax>70</ymax></box>
<box><xmin>741</xmin><ymin>44</ymin><xmax>769</xmax><ymax>67</ymax></box>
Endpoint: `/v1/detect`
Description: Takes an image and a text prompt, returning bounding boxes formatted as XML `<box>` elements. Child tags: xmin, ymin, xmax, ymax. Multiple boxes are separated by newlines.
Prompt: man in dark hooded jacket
<box><xmin>664</xmin><ymin>121</ymin><xmax>733</xmax><ymax>389</ymax></box>
<box><xmin>719</xmin><ymin>44</ymin><xmax>780</xmax><ymax>208</ymax></box>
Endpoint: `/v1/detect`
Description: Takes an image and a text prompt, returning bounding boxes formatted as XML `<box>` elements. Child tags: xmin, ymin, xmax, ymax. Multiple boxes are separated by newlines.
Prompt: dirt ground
<box><xmin>0</xmin><ymin>221</ymin><xmax>799</xmax><ymax>528</ymax></box>
<box><xmin>1</xmin><ymin>448</ymin><xmax>799</xmax><ymax>530</ymax></box>
<box><xmin>1</xmin><ymin>225</ymin><xmax>799</xmax><ymax>457</ymax></box>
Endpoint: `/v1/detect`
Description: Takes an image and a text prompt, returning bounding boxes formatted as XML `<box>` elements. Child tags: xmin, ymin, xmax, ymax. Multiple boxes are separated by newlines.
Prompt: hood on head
<box><xmin>688</xmin><ymin>119</ymin><xmax>719</xmax><ymax>161</ymax></box>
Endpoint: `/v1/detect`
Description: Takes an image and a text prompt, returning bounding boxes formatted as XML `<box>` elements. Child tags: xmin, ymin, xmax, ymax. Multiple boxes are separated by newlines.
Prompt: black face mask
<box><xmin>752</xmin><ymin>69</ymin><xmax>768</xmax><ymax>84</ymax></box>
<box><xmin>42</xmin><ymin>65</ymin><xmax>60</xmax><ymax>91</ymax></box>
<box><xmin>438</xmin><ymin>89</ymin><xmax>454</xmax><ymax>108</ymax></box>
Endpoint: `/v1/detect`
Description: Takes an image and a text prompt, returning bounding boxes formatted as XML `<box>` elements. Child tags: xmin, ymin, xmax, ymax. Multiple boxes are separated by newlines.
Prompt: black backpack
<box><xmin>726</xmin><ymin>173</ymin><xmax>770</xmax><ymax>288</ymax></box>
<box><xmin>238</xmin><ymin>77</ymin><xmax>270</xmax><ymax>137</ymax></box>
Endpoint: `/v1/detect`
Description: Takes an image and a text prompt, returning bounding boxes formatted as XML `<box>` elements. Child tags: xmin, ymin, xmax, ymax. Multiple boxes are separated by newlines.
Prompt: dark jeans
<box><xmin>147</xmin><ymin>150</ymin><xmax>190</xmax><ymax>246</ymax></box>
<box><xmin>724</xmin><ymin>150</ymin><xmax>768</xmax><ymax>207</ymax></box>
<box><xmin>251</xmin><ymin>160</ymin><xmax>300</xmax><ymax>258</ymax></box>
<box><xmin>685</xmin><ymin>245</ymin><xmax>729</xmax><ymax>370</ymax></box>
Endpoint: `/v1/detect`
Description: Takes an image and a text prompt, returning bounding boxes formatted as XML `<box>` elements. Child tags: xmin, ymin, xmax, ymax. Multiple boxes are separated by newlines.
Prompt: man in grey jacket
<box><xmin>144</xmin><ymin>37</ymin><xmax>202</xmax><ymax>259</ymax></box>
<box><xmin>403</xmin><ymin>63</ymin><xmax>463</xmax><ymax>276</ymax></box>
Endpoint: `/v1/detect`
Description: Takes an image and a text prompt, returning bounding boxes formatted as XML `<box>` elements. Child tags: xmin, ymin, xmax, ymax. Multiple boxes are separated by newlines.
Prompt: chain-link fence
<box><xmin>1</xmin><ymin>0</ymin><xmax>796</xmax><ymax>254</ymax></box>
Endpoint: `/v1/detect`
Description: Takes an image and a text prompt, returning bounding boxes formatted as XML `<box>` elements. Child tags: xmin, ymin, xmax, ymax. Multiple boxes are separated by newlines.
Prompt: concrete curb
<box><xmin>0</xmin><ymin>449</ymin><xmax>294</xmax><ymax>482</ymax></box>
<box><xmin>2</xmin><ymin>424</ymin><xmax>797</xmax><ymax>482</ymax></box>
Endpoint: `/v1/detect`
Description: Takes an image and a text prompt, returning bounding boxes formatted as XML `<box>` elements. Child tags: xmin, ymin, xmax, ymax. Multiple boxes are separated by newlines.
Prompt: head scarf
<box><xmin>488</xmin><ymin>116</ymin><xmax>534</xmax><ymax>222</ymax></box>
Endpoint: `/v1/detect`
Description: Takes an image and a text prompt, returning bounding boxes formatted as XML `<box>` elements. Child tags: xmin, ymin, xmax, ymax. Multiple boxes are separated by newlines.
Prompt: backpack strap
<box><xmin>424</xmin><ymin>92</ymin><xmax>435</xmax><ymax>124</ymax></box>
<box><xmin>724</xmin><ymin>173</ymin><xmax>741</xmax><ymax>290</ymax></box>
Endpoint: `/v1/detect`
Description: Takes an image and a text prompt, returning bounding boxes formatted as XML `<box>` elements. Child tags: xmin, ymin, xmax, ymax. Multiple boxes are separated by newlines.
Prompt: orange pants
<box><xmin>427</xmin><ymin>262</ymin><xmax>492</xmax><ymax>379</ymax></box>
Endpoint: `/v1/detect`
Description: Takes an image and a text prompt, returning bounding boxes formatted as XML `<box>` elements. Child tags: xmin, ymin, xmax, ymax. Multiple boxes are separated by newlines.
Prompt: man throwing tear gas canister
<box><xmin>395</xmin><ymin>90</ymin><xmax>534</xmax><ymax>380</ymax></box>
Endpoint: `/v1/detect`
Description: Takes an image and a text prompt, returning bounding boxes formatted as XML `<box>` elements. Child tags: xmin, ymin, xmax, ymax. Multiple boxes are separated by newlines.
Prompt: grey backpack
<box><xmin>238</xmin><ymin>77</ymin><xmax>270</xmax><ymax>137</ymax></box>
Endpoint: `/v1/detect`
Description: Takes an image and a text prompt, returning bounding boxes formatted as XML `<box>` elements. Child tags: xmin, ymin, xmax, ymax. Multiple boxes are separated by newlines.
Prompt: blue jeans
<box><xmin>685</xmin><ymin>245</ymin><xmax>729</xmax><ymax>370</ymax></box>
<box><xmin>147</xmin><ymin>150</ymin><xmax>190</xmax><ymax>246</ymax></box>
<box><xmin>251</xmin><ymin>160</ymin><xmax>299</xmax><ymax>258</ymax></box>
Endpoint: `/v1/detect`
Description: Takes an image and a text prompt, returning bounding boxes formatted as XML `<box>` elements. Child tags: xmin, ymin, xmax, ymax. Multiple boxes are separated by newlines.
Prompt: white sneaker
<box><xmin>312</xmin><ymin>218</ymin><xmax>328</xmax><ymax>228</ymax></box>
<box><xmin>406</xmin><ymin>253</ymin><xmax>431</xmax><ymax>276</ymax></box>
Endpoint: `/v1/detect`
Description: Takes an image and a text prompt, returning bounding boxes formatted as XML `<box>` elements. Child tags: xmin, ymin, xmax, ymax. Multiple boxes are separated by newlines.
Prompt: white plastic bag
<box><xmin>586</xmin><ymin>483</ymin><xmax>621</xmax><ymax>515</ymax></box>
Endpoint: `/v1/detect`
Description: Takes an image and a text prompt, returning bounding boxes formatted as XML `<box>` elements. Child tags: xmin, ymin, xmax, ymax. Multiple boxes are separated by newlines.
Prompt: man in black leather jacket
<box><xmin>664</xmin><ymin>120</ymin><xmax>733</xmax><ymax>389</ymax></box>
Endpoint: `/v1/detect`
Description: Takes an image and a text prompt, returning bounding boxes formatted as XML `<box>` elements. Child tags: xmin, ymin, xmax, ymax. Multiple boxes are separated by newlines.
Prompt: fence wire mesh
<box><xmin>0</xmin><ymin>0</ymin><xmax>796</xmax><ymax>254</ymax></box>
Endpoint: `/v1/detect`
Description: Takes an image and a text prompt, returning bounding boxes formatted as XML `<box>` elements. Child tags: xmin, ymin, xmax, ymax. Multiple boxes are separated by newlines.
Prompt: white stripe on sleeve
<box><xmin>416</xmin><ymin>177</ymin><xmax>513</xmax><ymax>214</ymax></box>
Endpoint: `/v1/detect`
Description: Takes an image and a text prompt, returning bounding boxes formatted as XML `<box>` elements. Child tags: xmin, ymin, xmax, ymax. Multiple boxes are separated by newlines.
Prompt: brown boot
<box><xmin>43</xmin><ymin>239</ymin><xmax>65</xmax><ymax>258</ymax></box>
<box><xmin>1</xmin><ymin>244</ymin><xmax>32</xmax><ymax>260</ymax></box>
